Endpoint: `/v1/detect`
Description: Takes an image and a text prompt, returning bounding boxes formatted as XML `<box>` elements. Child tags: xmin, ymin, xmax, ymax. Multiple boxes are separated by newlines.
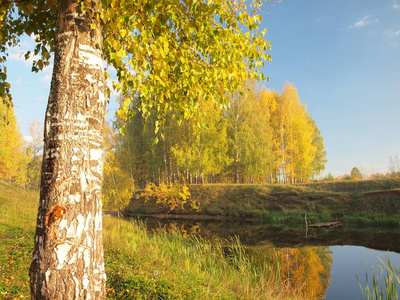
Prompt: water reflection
<box><xmin>139</xmin><ymin>217</ymin><xmax>400</xmax><ymax>252</ymax></box>
<box><xmin>279</xmin><ymin>247</ymin><xmax>332</xmax><ymax>299</ymax></box>
<box><xmin>245</xmin><ymin>244</ymin><xmax>333</xmax><ymax>299</ymax></box>
<box><xmin>327</xmin><ymin>246</ymin><xmax>400</xmax><ymax>300</ymax></box>
<box><xmin>135</xmin><ymin>217</ymin><xmax>400</xmax><ymax>299</ymax></box>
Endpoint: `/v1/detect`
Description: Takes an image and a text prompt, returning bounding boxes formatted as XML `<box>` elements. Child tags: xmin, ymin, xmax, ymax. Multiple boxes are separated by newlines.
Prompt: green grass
<box><xmin>103</xmin><ymin>217</ymin><xmax>312</xmax><ymax>299</ymax></box>
<box><xmin>0</xmin><ymin>181</ymin><xmax>38</xmax><ymax>299</ymax></box>
<box><xmin>342</xmin><ymin>215</ymin><xmax>400</xmax><ymax>227</ymax></box>
<box><xmin>300</xmin><ymin>179</ymin><xmax>400</xmax><ymax>194</ymax></box>
<box><xmin>0</xmin><ymin>181</ymin><xmax>310</xmax><ymax>299</ymax></box>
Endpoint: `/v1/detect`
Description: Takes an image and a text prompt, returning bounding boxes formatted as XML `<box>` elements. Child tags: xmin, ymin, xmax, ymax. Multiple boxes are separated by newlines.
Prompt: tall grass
<box><xmin>0</xmin><ymin>181</ymin><xmax>38</xmax><ymax>238</ymax></box>
<box><xmin>103</xmin><ymin>216</ymin><xmax>311</xmax><ymax>299</ymax></box>
<box><xmin>357</xmin><ymin>257</ymin><xmax>400</xmax><ymax>300</ymax></box>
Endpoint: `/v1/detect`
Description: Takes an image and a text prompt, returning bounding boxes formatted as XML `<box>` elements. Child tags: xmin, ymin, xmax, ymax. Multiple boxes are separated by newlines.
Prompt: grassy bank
<box><xmin>0</xmin><ymin>181</ymin><xmax>310</xmax><ymax>299</ymax></box>
<box><xmin>0</xmin><ymin>181</ymin><xmax>38</xmax><ymax>298</ymax></box>
<box><xmin>126</xmin><ymin>179</ymin><xmax>400</xmax><ymax>225</ymax></box>
<box><xmin>103</xmin><ymin>218</ymin><xmax>308</xmax><ymax>299</ymax></box>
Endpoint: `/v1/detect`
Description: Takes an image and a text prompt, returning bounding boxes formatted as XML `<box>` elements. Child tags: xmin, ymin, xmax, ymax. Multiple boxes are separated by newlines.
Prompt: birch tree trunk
<box><xmin>29</xmin><ymin>0</ymin><xmax>107</xmax><ymax>298</ymax></box>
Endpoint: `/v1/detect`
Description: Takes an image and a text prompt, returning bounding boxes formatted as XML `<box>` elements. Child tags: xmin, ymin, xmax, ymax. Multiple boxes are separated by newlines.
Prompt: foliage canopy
<box><xmin>1</xmin><ymin>0</ymin><xmax>271</xmax><ymax>126</ymax></box>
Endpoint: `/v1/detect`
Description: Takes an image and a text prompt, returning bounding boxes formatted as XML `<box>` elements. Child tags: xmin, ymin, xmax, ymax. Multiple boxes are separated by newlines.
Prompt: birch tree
<box><xmin>172</xmin><ymin>98</ymin><xmax>231</xmax><ymax>183</ymax></box>
<box><xmin>308</xmin><ymin>116</ymin><xmax>327</xmax><ymax>179</ymax></box>
<box><xmin>226</xmin><ymin>82</ymin><xmax>274</xmax><ymax>183</ymax></box>
<box><xmin>0</xmin><ymin>0</ymin><xmax>271</xmax><ymax>298</ymax></box>
<box><xmin>26</xmin><ymin>121</ymin><xmax>44</xmax><ymax>190</ymax></box>
<box><xmin>269</xmin><ymin>82</ymin><xmax>322</xmax><ymax>183</ymax></box>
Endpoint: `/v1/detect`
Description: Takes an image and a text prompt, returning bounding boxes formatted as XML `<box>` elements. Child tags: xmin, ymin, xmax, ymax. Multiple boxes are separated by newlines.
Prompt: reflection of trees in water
<box><xmin>279</xmin><ymin>247</ymin><xmax>333</xmax><ymax>299</ymax></box>
<box><xmin>144</xmin><ymin>218</ymin><xmax>247</xmax><ymax>242</ymax></box>
<box><xmin>154</xmin><ymin>222</ymin><xmax>203</xmax><ymax>238</ymax></box>
<box><xmin>147</xmin><ymin>220</ymin><xmax>334</xmax><ymax>299</ymax></box>
<box><xmin>152</xmin><ymin>221</ymin><xmax>223</xmax><ymax>241</ymax></box>
<box><xmin>138</xmin><ymin>216</ymin><xmax>400</xmax><ymax>253</ymax></box>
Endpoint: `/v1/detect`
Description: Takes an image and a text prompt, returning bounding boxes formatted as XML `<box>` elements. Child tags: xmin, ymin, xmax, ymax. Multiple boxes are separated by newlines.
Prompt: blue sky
<box><xmin>5</xmin><ymin>0</ymin><xmax>400</xmax><ymax>178</ymax></box>
<box><xmin>261</xmin><ymin>0</ymin><xmax>400</xmax><ymax>177</ymax></box>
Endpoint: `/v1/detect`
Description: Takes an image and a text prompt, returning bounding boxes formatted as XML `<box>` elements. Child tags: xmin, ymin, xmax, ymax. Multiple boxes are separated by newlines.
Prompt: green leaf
<box><xmin>119</xmin><ymin>127</ymin><xmax>127</xmax><ymax>135</ymax></box>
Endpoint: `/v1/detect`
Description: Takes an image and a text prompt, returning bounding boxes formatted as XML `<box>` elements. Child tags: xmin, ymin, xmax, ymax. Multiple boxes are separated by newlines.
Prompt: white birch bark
<box><xmin>29</xmin><ymin>0</ymin><xmax>106</xmax><ymax>298</ymax></box>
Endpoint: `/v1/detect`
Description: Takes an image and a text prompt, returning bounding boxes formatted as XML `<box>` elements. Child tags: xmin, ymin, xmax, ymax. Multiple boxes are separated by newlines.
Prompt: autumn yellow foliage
<box><xmin>0</xmin><ymin>100</ymin><xmax>28</xmax><ymax>185</ymax></box>
<box><xmin>102</xmin><ymin>122</ymin><xmax>134</xmax><ymax>210</ymax></box>
<box><xmin>140</xmin><ymin>182</ymin><xmax>197</xmax><ymax>212</ymax></box>
<box><xmin>105</xmin><ymin>82</ymin><xmax>326</xmax><ymax>186</ymax></box>
<box><xmin>279</xmin><ymin>247</ymin><xmax>332</xmax><ymax>299</ymax></box>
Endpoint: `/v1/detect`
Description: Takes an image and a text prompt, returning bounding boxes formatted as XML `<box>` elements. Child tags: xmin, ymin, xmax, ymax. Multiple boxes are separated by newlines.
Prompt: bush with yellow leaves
<box><xmin>140</xmin><ymin>182</ymin><xmax>199</xmax><ymax>212</ymax></box>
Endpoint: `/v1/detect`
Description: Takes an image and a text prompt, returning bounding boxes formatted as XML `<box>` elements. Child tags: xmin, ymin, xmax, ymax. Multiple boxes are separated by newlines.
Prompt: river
<box><xmin>136</xmin><ymin>216</ymin><xmax>400</xmax><ymax>299</ymax></box>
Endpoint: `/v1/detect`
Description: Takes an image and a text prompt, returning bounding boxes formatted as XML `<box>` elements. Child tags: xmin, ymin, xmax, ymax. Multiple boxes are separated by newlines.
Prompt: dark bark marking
<box><xmin>45</xmin><ymin>204</ymin><xmax>69</xmax><ymax>240</ymax></box>
<box><xmin>88</xmin><ymin>117</ymin><xmax>101</xmax><ymax>130</ymax></box>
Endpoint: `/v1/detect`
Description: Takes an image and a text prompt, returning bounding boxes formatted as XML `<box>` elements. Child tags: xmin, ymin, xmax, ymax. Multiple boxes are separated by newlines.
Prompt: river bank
<box><xmin>126</xmin><ymin>179</ymin><xmax>400</xmax><ymax>226</ymax></box>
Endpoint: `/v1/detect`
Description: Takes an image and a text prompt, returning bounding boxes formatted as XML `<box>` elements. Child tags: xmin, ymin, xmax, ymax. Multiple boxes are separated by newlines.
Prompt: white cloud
<box><xmin>7</xmin><ymin>35</ymin><xmax>53</xmax><ymax>73</ymax></box>
<box><xmin>8</xmin><ymin>39</ymin><xmax>54</xmax><ymax>84</ymax></box>
<box><xmin>384</xmin><ymin>29</ymin><xmax>400</xmax><ymax>48</ymax></box>
<box><xmin>23</xmin><ymin>135</ymin><xmax>33</xmax><ymax>144</ymax></box>
<box><xmin>36</xmin><ymin>94</ymin><xmax>47</xmax><ymax>102</ymax></box>
<box><xmin>8</xmin><ymin>47</ymin><xmax>45</xmax><ymax>71</ymax></box>
<box><xmin>393</xmin><ymin>0</ymin><xmax>400</xmax><ymax>9</ymax></box>
<box><xmin>7</xmin><ymin>35</ymin><xmax>37</xmax><ymax>66</ymax></box>
<box><xmin>385</xmin><ymin>29</ymin><xmax>400</xmax><ymax>37</ymax></box>
<box><xmin>39</xmin><ymin>74</ymin><xmax>52</xmax><ymax>84</ymax></box>
<box><xmin>15</xmin><ymin>77</ymin><xmax>23</xmax><ymax>86</ymax></box>
<box><xmin>348</xmin><ymin>15</ymin><xmax>379</xmax><ymax>29</ymax></box>
<box><xmin>8</xmin><ymin>51</ymin><xmax>32</xmax><ymax>65</ymax></box>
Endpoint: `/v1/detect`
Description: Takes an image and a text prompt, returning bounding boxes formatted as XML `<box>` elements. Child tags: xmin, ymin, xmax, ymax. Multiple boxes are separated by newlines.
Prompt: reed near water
<box><xmin>357</xmin><ymin>257</ymin><xmax>400</xmax><ymax>300</ymax></box>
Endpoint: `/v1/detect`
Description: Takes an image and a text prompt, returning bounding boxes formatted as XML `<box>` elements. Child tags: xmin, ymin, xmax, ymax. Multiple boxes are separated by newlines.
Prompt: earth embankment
<box><xmin>125</xmin><ymin>179</ymin><xmax>400</xmax><ymax>225</ymax></box>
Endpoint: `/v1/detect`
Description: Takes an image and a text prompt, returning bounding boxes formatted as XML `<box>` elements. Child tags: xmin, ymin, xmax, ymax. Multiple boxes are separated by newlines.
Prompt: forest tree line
<box><xmin>2</xmin><ymin>83</ymin><xmax>400</xmax><ymax>207</ymax></box>
<box><xmin>103</xmin><ymin>81</ymin><xmax>328</xmax><ymax>197</ymax></box>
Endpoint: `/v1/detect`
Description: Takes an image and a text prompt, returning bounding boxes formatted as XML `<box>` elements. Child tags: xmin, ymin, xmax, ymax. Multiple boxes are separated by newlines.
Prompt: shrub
<box><xmin>139</xmin><ymin>182</ymin><xmax>198</xmax><ymax>212</ymax></box>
